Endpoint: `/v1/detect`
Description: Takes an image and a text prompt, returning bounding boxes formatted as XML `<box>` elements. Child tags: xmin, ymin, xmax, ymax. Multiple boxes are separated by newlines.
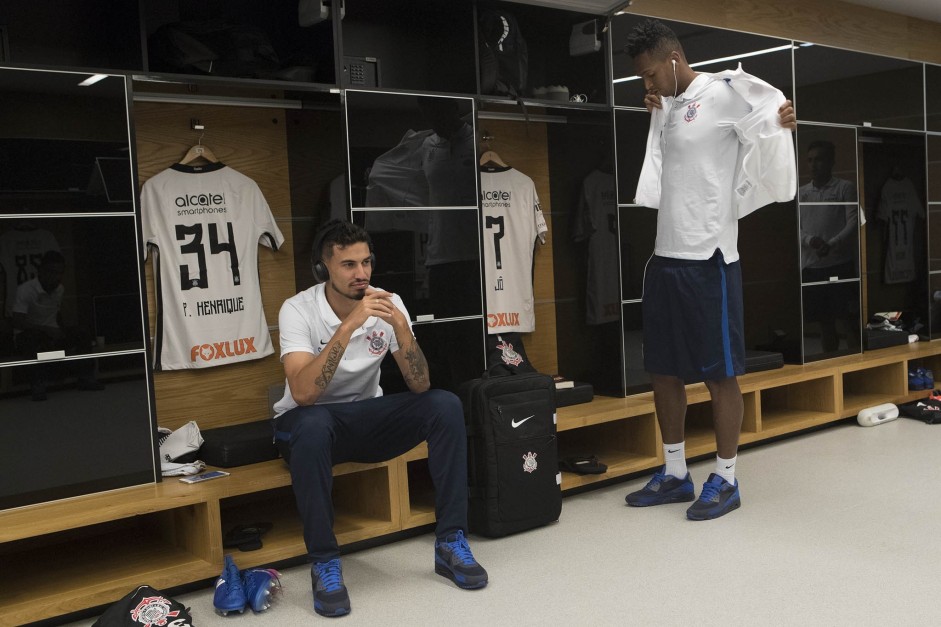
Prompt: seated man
<box><xmin>272</xmin><ymin>219</ymin><xmax>486</xmax><ymax>618</ymax></box>
<box><xmin>12</xmin><ymin>249</ymin><xmax>101</xmax><ymax>400</ymax></box>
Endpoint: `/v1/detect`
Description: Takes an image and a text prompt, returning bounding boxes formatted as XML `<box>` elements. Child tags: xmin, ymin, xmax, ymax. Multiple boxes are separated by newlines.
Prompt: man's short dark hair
<box><xmin>624</xmin><ymin>18</ymin><xmax>682</xmax><ymax>60</ymax></box>
<box><xmin>316</xmin><ymin>219</ymin><xmax>373</xmax><ymax>261</ymax></box>
<box><xmin>807</xmin><ymin>140</ymin><xmax>836</xmax><ymax>162</ymax></box>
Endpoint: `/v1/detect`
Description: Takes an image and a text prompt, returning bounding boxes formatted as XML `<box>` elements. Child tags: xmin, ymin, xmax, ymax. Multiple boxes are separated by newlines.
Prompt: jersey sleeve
<box><xmin>251</xmin><ymin>182</ymin><xmax>285</xmax><ymax>250</ymax></box>
<box><xmin>277</xmin><ymin>299</ymin><xmax>316</xmax><ymax>360</ymax></box>
<box><xmin>533</xmin><ymin>190</ymin><xmax>548</xmax><ymax>245</ymax></box>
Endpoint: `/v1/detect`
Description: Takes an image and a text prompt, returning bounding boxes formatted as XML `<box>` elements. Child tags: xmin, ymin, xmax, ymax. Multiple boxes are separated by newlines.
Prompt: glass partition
<box><xmin>346</xmin><ymin>90</ymin><xmax>478</xmax><ymax>209</ymax></box>
<box><xmin>795</xmin><ymin>44</ymin><xmax>923</xmax><ymax>131</ymax></box>
<box><xmin>0</xmin><ymin>68</ymin><xmax>133</xmax><ymax>215</ymax></box>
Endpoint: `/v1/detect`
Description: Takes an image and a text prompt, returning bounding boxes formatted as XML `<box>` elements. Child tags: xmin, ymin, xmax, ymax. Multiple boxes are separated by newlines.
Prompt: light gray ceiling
<box><xmin>513</xmin><ymin>0</ymin><xmax>941</xmax><ymax>25</ymax></box>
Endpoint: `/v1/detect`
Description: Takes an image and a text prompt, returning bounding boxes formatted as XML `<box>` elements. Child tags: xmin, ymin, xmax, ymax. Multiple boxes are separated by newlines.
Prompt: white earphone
<box><xmin>671</xmin><ymin>58</ymin><xmax>678</xmax><ymax>97</ymax></box>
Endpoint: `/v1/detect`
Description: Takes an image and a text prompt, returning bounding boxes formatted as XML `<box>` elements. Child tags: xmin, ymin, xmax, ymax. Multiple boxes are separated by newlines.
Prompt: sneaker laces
<box><xmin>444</xmin><ymin>531</ymin><xmax>477</xmax><ymax>566</ymax></box>
<box><xmin>314</xmin><ymin>559</ymin><xmax>344</xmax><ymax>593</ymax></box>
<box><xmin>699</xmin><ymin>480</ymin><xmax>722</xmax><ymax>503</ymax></box>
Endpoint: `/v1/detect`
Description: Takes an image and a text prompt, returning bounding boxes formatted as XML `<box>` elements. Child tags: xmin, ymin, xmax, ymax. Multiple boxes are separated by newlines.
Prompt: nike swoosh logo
<box><xmin>701</xmin><ymin>361</ymin><xmax>721</xmax><ymax>372</ymax></box>
<box><xmin>511</xmin><ymin>415</ymin><xmax>535</xmax><ymax>428</ymax></box>
<box><xmin>319</xmin><ymin>339</ymin><xmax>328</xmax><ymax>345</ymax></box>
<box><xmin>667</xmin><ymin>448</ymin><xmax>680</xmax><ymax>454</ymax></box>
<box><xmin>725</xmin><ymin>464</ymin><xmax>734</xmax><ymax>469</ymax></box>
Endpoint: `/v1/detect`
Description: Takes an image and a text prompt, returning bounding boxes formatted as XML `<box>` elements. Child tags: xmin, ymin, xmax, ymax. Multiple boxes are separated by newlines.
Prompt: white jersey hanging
<box><xmin>141</xmin><ymin>163</ymin><xmax>284</xmax><ymax>370</ymax></box>
<box><xmin>876</xmin><ymin>175</ymin><xmax>924</xmax><ymax>285</ymax></box>
<box><xmin>479</xmin><ymin>166</ymin><xmax>547</xmax><ymax>334</ymax></box>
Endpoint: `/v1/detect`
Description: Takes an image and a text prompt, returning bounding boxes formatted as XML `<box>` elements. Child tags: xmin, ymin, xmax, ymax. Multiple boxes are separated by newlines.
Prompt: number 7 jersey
<box><xmin>141</xmin><ymin>163</ymin><xmax>284</xmax><ymax>370</ymax></box>
<box><xmin>480</xmin><ymin>166</ymin><xmax>547</xmax><ymax>334</ymax></box>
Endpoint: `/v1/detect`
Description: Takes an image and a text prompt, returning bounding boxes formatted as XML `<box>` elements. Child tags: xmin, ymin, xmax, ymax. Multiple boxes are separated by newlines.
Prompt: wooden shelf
<box><xmin>8</xmin><ymin>341</ymin><xmax>941</xmax><ymax>624</ymax></box>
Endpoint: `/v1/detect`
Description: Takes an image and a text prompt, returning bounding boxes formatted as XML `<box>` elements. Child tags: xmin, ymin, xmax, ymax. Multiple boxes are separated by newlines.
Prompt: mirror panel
<box><xmin>795</xmin><ymin>44</ymin><xmax>923</xmax><ymax>130</ymax></box>
<box><xmin>0</xmin><ymin>69</ymin><xmax>133</xmax><ymax>215</ymax></box>
<box><xmin>802</xmin><ymin>281</ymin><xmax>861</xmax><ymax>361</ymax></box>
<box><xmin>0</xmin><ymin>353</ymin><xmax>154</xmax><ymax>510</ymax></box>
<box><xmin>346</xmin><ymin>91</ymin><xmax>478</xmax><ymax>209</ymax></box>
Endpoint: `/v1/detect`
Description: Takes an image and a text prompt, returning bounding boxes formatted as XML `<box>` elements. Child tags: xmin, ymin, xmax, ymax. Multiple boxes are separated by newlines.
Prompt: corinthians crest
<box><xmin>130</xmin><ymin>595</ymin><xmax>182</xmax><ymax>627</ymax></box>
<box><xmin>522</xmin><ymin>451</ymin><xmax>538</xmax><ymax>473</ymax></box>
<box><xmin>366</xmin><ymin>330</ymin><xmax>388</xmax><ymax>356</ymax></box>
<box><xmin>496</xmin><ymin>338</ymin><xmax>523</xmax><ymax>367</ymax></box>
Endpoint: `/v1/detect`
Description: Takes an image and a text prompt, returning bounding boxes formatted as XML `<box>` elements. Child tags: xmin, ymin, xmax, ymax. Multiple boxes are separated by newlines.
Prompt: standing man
<box><xmin>624</xmin><ymin>19</ymin><xmax>797</xmax><ymax>520</ymax></box>
<box><xmin>272</xmin><ymin>219</ymin><xmax>486</xmax><ymax>618</ymax></box>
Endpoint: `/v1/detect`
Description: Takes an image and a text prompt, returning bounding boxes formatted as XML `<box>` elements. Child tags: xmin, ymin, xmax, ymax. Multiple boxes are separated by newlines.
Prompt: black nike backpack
<box><xmin>478</xmin><ymin>9</ymin><xmax>529</xmax><ymax>99</ymax></box>
<box><xmin>459</xmin><ymin>370</ymin><xmax>561</xmax><ymax>537</ymax></box>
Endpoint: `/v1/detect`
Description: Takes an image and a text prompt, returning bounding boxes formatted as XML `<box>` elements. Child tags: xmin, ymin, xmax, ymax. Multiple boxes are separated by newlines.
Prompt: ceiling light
<box><xmin>78</xmin><ymin>74</ymin><xmax>108</xmax><ymax>87</ymax></box>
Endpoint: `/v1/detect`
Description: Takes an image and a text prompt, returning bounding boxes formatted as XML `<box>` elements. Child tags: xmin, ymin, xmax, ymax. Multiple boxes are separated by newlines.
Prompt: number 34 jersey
<box><xmin>142</xmin><ymin>163</ymin><xmax>284</xmax><ymax>370</ymax></box>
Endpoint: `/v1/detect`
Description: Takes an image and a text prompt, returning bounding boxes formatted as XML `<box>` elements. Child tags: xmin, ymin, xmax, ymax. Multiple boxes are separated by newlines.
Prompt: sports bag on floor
<box><xmin>459</xmin><ymin>370</ymin><xmax>561</xmax><ymax>537</ymax></box>
<box><xmin>92</xmin><ymin>585</ymin><xmax>193</xmax><ymax>627</ymax></box>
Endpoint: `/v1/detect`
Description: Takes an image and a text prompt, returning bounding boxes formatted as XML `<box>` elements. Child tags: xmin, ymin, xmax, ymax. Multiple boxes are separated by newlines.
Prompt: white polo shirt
<box><xmin>656</xmin><ymin>74</ymin><xmax>751</xmax><ymax>261</ymax></box>
<box><xmin>12</xmin><ymin>278</ymin><xmax>63</xmax><ymax>330</ymax></box>
<box><xmin>273</xmin><ymin>282</ymin><xmax>409</xmax><ymax>415</ymax></box>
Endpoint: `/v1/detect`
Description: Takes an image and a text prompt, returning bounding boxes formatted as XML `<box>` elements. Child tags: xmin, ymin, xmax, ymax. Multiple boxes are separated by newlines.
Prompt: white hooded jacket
<box><xmin>634</xmin><ymin>64</ymin><xmax>796</xmax><ymax>220</ymax></box>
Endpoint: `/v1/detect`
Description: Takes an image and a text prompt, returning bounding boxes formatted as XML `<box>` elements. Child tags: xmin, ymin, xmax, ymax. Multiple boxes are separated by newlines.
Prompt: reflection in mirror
<box><xmin>795</xmin><ymin>44</ymin><xmax>923</xmax><ymax>130</ymax></box>
<box><xmin>861</xmin><ymin>130</ymin><xmax>928</xmax><ymax>334</ymax></box>
<box><xmin>802</xmin><ymin>282</ymin><xmax>861</xmax><ymax>362</ymax></box>
<box><xmin>0</xmin><ymin>68</ymin><xmax>132</xmax><ymax>215</ymax></box>
<box><xmin>797</xmin><ymin>125</ymin><xmax>860</xmax><ymax>283</ymax></box>
<box><xmin>929</xmin><ymin>135</ymin><xmax>941</xmax><ymax>204</ymax></box>
<box><xmin>931</xmin><ymin>274</ymin><xmax>941</xmax><ymax>340</ymax></box>
<box><xmin>611</xmin><ymin>15</ymin><xmax>793</xmax><ymax>107</ymax></box>
<box><xmin>346</xmin><ymin>91</ymin><xmax>477</xmax><ymax>209</ymax></box>
<box><xmin>352</xmin><ymin>209</ymin><xmax>481</xmax><ymax>321</ymax></box>
<box><xmin>0</xmin><ymin>353</ymin><xmax>154</xmax><ymax>510</ymax></box>
<box><xmin>930</xmin><ymin>137</ymin><xmax>941</xmax><ymax>282</ymax></box>
<box><xmin>0</xmin><ymin>216</ymin><xmax>145</xmax><ymax>366</ymax></box>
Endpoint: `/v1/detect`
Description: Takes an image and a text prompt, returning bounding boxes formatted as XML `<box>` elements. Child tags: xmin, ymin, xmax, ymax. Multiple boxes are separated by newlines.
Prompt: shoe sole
<box><xmin>314</xmin><ymin>603</ymin><xmax>351</xmax><ymax>617</ymax></box>
<box><xmin>435</xmin><ymin>563</ymin><xmax>488</xmax><ymax>589</ymax></box>
<box><xmin>686</xmin><ymin>497</ymin><xmax>741</xmax><ymax>520</ymax></box>
<box><xmin>626</xmin><ymin>492</ymin><xmax>695</xmax><ymax>507</ymax></box>
<box><xmin>214</xmin><ymin>606</ymin><xmax>246</xmax><ymax>616</ymax></box>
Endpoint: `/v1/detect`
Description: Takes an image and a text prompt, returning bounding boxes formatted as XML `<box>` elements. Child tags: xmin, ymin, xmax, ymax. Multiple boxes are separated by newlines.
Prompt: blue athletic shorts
<box><xmin>642</xmin><ymin>250</ymin><xmax>745</xmax><ymax>383</ymax></box>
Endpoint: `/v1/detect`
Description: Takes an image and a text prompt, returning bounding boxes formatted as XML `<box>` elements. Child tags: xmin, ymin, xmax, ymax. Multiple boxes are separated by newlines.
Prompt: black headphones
<box><xmin>310</xmin><ymin>219</ymin><xmax>376</xmax><ymax>283</ymax></box>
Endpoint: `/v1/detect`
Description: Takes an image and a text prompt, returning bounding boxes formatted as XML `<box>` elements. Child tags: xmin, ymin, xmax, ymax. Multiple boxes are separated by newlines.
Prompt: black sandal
<box><xmin>559</xmin><ymin>455</ymin><xmax>607</xmax><ymax>475</ymax></box>
<box><xmin>223</xmin><ymin>522</ymin><xmax>273</xmax><ymax>551</ymax></box>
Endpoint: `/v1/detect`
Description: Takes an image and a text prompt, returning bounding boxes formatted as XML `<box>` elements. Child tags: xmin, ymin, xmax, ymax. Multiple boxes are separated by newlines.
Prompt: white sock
<box><xmin>663</xmin><ymin>442</ymin><xmax>687</xmax><ymax>479</ymax></box>
<box><xmin>716</xmin><ymin>455</ymin><xmax>737</xmax><ymax>485</ymax></box>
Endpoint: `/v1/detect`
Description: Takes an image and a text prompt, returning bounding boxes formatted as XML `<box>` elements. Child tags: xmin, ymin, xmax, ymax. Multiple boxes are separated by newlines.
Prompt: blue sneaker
<box><xmin>434</xmin><ymin>530</ymin><xmax>488</xmax><ymax>589</ymax></box>
<box><xmin>242</xmin><ymin>567</ymin><xmax>281</xmax><ymax>613</ymax></box>
<box><xmin>909</xmin><ymin>368</ymin><xmax>926</xmax><ymax>390</ymax></box>
<box><xmin>922</xmin><ymin>368</ymin><xmax>934</xmax><ymax>390</ymax></box>
<box><xmin>311</xmin><ymin>558</ymin><xmax>350</xmax><ymax>617</ymax></box>
<box><xmin>625</xmin><ymin>467</ymin><xmax>695</xmax><ymax>506</ymax></box>
<box><xmin>686</xmin><ymin>473</ymin><xmax>741</xmax><ymax>520</ymax></box>
<box><xmin>213</xmin><ymin>555</ymin><xmax>247</xmax><ymax>615</ymax></box>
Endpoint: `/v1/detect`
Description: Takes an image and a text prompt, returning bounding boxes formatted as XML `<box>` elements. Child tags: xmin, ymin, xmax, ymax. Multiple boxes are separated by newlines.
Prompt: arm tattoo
<box><xmin>315</xmin><ymin>342</ymin><xmax>344</xmax><ymax>390</ymax></box>
<box><xmin>403</xmin><ymin>341</ymin><xmax>429</xmax><ymax>387</ymax></box>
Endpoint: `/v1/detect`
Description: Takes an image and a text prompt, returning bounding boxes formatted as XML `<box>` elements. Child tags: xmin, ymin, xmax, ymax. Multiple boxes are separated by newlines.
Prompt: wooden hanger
<box><xmin>478</xmin><ymin>130</ymin><xmax>508</xmax><ymax>167</ymax></box>
<box><xmin>179</xmin><ymin>134</ymin><xmax>220</xmax><ymax>165</ymax></box>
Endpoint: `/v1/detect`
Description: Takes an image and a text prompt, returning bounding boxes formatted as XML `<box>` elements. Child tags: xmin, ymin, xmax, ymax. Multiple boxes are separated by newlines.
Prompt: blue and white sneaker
<box><xmin>921</xmin><ymin>368</ymin><xmax>934</xmax><ymax>390</ymax></box>
<box><xmin>686</xmin><ymin>473</ymin><xmax>741</xmax><ymax>520</ymax></box>
<box><xmin>242</xmin><ymin>567</ymin><xmax>281</xmax><ymax>612</ymax></box>
<box><xmin>311</xmin><ymin>558</ymin><xmax>350</xmax><ymax>617</ymax></box>
<box><xmin>625</xmin><ymin>467</ymin><xmax>695</xmax><ymax>506</ymax></box>
<box><xmin>434</xmin><ymin>530</ymin><xmax>488</xmax><ymax>589</ymax></box>
<box><xmin>909</xmin><ymin>368</ymin><xmax>926</xmax><ymax>390</ymax></box>
<box><xmin>213</xmin><ymin>555</ymin><xmax>247</xmax><ymax>615</ymax></box>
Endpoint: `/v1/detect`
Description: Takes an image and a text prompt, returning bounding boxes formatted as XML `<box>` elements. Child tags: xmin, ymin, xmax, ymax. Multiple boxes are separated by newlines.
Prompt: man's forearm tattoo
<box><xmin>315</xmin><ymin>342</ymin><xmax>344</xmax><ymax>390</ymax></box>
<box><xmin>403</xmin><ymin>342</ymin><xmax>429</xmax><ymax>386</ymax></box>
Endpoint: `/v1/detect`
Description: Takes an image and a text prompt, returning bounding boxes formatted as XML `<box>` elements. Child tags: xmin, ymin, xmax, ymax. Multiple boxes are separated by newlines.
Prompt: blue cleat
<box><xmin>434</xmin><ymin>530</ymin><xmax>488</xmax><ymax>590</ymax></box>
<box><xmin>625</xmin><ymin>467</ymin><xmax>695</xmax><ymax>506</ymax></box>
<box><xmin>213</xmin><ymin>555</ymin><xmax>247</xmax><ymax>615</ymax></box>
<box><xmin>242</xmin><ymin>567</ymin><xmax>281</xmax><ymax>612</ymax></box>
<box><xmin>311</xmin><ymin>558</ymin><xmax>350</xmax><ymax>617</ymax></box>
<box><xmin>686</xmin><ymin>473</ymin><xmax>741</xmax><ymax>520</ymax></box>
